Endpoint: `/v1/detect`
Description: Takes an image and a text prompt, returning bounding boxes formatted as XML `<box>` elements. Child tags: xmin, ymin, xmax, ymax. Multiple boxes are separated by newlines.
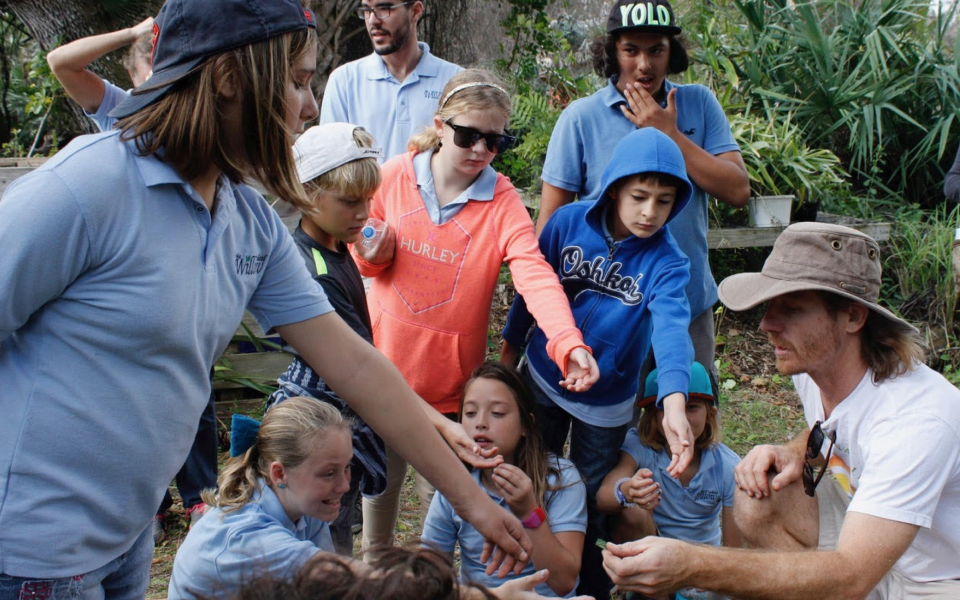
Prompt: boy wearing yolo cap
<box><xmin>535</xmin><ymin>0</ymin><xmax>750</xmax><ymax>401</ymax></box>
<box><xmin>265</xmin><ymin>122</ymin><xmax>387</xmax><ymax>556</ymax></box>
<box><xmin>502</xmin><ymin>127</ymin><xmax>697</xmax><ymax>597</ymax></box>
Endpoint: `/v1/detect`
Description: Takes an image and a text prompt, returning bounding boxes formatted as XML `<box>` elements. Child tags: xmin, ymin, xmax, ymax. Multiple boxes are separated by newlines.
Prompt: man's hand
<box><xmin>559</xmin><ymin>347</ymin><xmax>600</xmax><ymax>392</ymax></box>
<box><xmin>490</xmin><ymin>569</ymin><xmax>595</xmax><ymax>600</ymax></box>
<box><xmin>660</xmin><ymin>393</ymin><xmax>693</xmax><ymax>477</ymax></box>
<box><xmin>602</xmin><ymin>537</ymin><xmax>691</xmax><ymax>597</ymax></box>
<box><xmin>491</xmin><ymin>463</ymin><xmax>537</xmax><ymax>520</ymax></box>
<box><xmin>435</xmin><ymin>418</ymin><xmax>504</xmax><ymax>470</ymax></box>
<box><xmin>622</xmin><ymin>468</ymin><xmax>661</xmax><ymax>511</ymax></box>
<box><xmin>735</xmin><ymin>442</ymin><xmax>805</xmax><ymax>498</ymax></box>
<box><xmin>353</xmin><ymin>221</ymin><xmax>396</xmax><ymax>264</ymax></box>
<box><xmin>129</xmin><ymin>16</ymin><xmax>154</xmax><ymax>39</ymax></box>
<box><xmin>619</xmin><ymin>84</ymin><xmax>680</xmax><ymax>138</ymax></box>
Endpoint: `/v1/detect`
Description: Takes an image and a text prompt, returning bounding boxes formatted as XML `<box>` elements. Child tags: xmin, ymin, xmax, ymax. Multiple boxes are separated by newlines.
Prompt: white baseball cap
<box><xmin>293</xmin><ymin>123</ymin><xmax>383</xmax><ymax>184</ymax></box>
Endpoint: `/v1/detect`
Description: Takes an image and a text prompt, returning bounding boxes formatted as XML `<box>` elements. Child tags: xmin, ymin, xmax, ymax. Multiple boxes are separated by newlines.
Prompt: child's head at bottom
<box><xmin>216</xmin><ymin>396</ymin><xmax>353</xmax><ymax>522</ymax></box>
<box><xmin>598</xmin><ymin>128</ymin><xmax>693</xmax><ymax>242</ymax></box>
<box><xmin>292</xmin><ymin>123</ymin><xmax>383</xmax><ymax>247</ymax></box>
<box><xmin>637</xmin><ymin>361</ymin><xmax>720</xmax><ymax>452</ymax></box>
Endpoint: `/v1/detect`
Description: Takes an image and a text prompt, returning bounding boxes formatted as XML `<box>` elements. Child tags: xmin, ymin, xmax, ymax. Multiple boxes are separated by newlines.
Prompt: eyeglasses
<box><xmin>444</xmin><ymin>120</ymin><xmax>516</xmax><ymax>154</ymax></box>
<box><xmin>355</xmin><ymin>1</ymin><xmax>413</xmax><ymax>20</ymax></box>
<box><xmin>802</xmin><ymin>420</ymin><xmax>836</xmax><ymax>497</ymax></box>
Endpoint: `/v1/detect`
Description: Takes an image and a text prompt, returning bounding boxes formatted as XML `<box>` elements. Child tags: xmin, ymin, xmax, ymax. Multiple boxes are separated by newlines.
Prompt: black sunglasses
<box><xmin>444</xmin><ymin>120</ymin><xmax>515</xmax><ymax>154</ymax></box>
<box><xmin>802</xmin><ymin>420</ymin><xmax>836</xmax><ymax>497</ymax></box>
<box><xmin>355</xmin><ymin>1</ymin><xmax>412</xmax><ymax>20</ymax></box>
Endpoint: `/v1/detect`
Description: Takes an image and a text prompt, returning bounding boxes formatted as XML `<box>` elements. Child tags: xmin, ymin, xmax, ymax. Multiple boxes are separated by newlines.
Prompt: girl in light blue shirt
<box><xmin>168</xmin><ymin>397</ymin><xmax>352</xmax><ymax>600</ymax></box>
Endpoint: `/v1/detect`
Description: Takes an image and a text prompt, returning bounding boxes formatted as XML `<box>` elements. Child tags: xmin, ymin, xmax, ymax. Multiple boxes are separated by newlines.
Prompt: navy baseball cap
<box><xmin>607</xmin><ymin>0</ymin><xmax>682</xmax><ymax>36</ymax></box>
<box><xmin>109</xmin><ymin>0</ymin><xmax>316</xmax><ymax>119</ymax></box>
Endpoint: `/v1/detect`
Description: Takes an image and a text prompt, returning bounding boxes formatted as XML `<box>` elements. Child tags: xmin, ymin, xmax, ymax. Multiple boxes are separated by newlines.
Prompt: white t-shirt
<box><xmin>795</xmin><ymin>364</ymin><xmax>960</xmax><ymax>582</ymax></box>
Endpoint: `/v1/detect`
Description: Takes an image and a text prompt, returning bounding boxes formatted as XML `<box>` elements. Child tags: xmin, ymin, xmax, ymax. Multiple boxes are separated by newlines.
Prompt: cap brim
<box><xmin>718</xmin><ymin>272</ymin><xmax>917</xmax><ymax>332</ymax></box>
<box><xmin>609</xmin><ymin>24</ymin><xmax>682</xmax><ymax>35</ymax></box>
<box><xmin>108</xmin><ymin>57</ymin><xmax>204</xmax><ymax>120</ymax></box>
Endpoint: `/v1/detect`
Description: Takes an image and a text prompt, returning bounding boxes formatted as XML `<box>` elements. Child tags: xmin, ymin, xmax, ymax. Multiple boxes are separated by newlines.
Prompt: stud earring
<box><xmin>438</xmin><ymin>140</ymin><xmax>443</xmax><ymax>148</ymax></box>
<box><xmin>277</xmin><ymin>483</ymin><xmax>287</xmax><ymax>489</ymax></box>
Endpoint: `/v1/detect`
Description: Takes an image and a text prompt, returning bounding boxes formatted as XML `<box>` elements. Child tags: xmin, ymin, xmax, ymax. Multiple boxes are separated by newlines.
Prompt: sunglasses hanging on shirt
<box><xmin>444</xmin><ymin>120</ymin><xmax>516</xmax><ymax>155</ymax></box>
<box><xmin>802</xmin><ymin>420</ymin><xmax>837</xmax><ymax>497</ymax></box>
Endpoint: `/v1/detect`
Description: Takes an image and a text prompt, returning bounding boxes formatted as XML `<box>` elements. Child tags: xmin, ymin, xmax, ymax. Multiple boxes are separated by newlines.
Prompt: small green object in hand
<box><xmin>595</xmin><ymin>538</ymin><xmax>608</xmax><ymax>549</ymax></box>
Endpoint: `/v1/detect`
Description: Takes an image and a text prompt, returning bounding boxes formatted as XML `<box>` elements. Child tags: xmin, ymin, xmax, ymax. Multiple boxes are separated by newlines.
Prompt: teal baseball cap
<box><xmin>638</xmin><ymin>361</ymin><xmax>715</xmax><ymax>408</ymax></box>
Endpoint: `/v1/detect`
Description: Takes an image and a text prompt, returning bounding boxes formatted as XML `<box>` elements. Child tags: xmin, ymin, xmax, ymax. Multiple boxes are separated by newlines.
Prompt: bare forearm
<box><xmin>670</xmin><ymin>137</ymin><xmax>750</xmax><ymax>207</ymax></box>
<box><xmin>526</xmin><ymin>529</ymin><xmax>581</xmax><ymax>596</ymax></box>
<box><xmin>47</xmin><ymin>27</ymin><xmax>141</xmax><ymax>73</ymax></box>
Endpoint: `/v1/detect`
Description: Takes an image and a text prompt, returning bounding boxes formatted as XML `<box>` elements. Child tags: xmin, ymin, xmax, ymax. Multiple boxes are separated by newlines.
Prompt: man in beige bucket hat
<box><xmin>602</xmin><ymin>223</ymin><xmax>960</xmax><ymax>599</ymax></box>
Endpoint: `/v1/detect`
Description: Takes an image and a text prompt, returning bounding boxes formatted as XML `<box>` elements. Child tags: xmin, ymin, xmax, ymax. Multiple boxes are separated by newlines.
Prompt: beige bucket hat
<box><xmin>718</xmin><ymin>222</ymin><xmax>913</xmax><ymax>329</ymax></box>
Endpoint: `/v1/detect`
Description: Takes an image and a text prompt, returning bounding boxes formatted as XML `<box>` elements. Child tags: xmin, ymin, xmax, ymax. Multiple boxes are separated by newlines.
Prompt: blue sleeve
<box><xmin>540</xmin><ymin>105</ymin><xmax>585</xmax><ymax>193</ymax></box>
<box><xmin>85</xmin><ymin>79</ymin><xmax>128</xmax><ymax>132</ymax></box>
<box><xmin>647</xmin><ymin>247</ymin><xmax>693</xmax><ymax>406</ymax></box>
<box><xmin>619</xmin><ymin>428</ymin><xmax>648</xmax><ymax>468</ymax></box>
<box><xmin>545</xmin><ymin>459</ymin><xmax>588</xmax><ymax>534</ymax></box>
<box><xmin>215</xmin><ymin>522</ymin><xmax>324</xmax><ymax>583</ymax></box>
<box><xmin>244</xmin><ymin>200</ymin><xmax>334</xmax><ymax>332</ymax></box>
<box><xmin>501</xmin><ymin>213</ymin><xmax>563</xmax><ymax>346</ymax></box>
<box><xmin>716</xmin><ymin>444</ymin><xmax>742</xmax><ymax>508</ymax></box>
<box><xmin>420</xmin><ymin>491</ymin><xmax>458</xmax><ymax>553</ymax></box>
<box><xmin>698</xmin><ymin>86</ymin><xmax>740</xmax><ymax>157</ymax></box>
<box><xmin>0</xmin><ymin>170</ymin><xmax>93</xmax><ymax>343</ymax></box>
<box><xmin>319</xmin><ymin>67</ymin><xmax>350</xmax><ymax>125</ymax></box>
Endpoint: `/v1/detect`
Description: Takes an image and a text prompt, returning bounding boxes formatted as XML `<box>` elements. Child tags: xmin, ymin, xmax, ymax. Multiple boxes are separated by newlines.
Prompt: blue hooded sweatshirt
<box><xmin>503</xmin><ymin>128</ymin><xmax>694</xmax><ymax>408</ymax></box>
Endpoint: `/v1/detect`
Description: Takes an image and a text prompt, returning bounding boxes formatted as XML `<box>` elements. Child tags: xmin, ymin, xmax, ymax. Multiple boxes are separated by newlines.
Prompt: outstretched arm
<box><xmin>46</xmin><ymin>17</ymin><xmax>154</xmax><ymax>113</ymax></box>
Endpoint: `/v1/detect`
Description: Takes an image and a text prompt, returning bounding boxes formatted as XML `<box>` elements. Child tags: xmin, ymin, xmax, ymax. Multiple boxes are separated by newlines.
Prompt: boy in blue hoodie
<box><xmin>501</xmin><ymin>127</ymin><xmax>695</xmax><ymax>597</ymax></box>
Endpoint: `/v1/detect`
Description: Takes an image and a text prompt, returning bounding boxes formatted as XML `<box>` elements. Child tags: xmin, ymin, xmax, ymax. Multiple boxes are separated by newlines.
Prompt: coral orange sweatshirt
<box><xmin>353</xmin><ymin>152</ymin><xmax>587</xmax><ymax>413</ymax></box>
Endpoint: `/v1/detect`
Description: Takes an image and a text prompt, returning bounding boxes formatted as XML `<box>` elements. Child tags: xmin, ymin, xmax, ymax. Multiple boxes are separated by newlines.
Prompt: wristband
<box><xmin>614</xmin><ymin>477</ymin><xmax>637</xmax><ymax>508</ymax></box>
<box><xmin>521</xmin><ymin>506</ymin><xmax>546</xmax><ymax>529</ymax></box>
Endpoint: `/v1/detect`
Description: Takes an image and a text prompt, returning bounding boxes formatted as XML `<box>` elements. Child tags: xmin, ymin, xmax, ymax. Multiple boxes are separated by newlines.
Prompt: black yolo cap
<box><xmin>109</xmin><ymin>0</ymin><xmax>317</xmax><ymax>119</ymax></box>
<box><xmin>606</xmin><ymin>0</ymin><xmax>682</xmax><ymax>36</ymax></box>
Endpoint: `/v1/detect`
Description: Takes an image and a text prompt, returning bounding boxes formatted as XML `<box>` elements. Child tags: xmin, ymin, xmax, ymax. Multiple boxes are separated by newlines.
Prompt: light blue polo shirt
<box><xmin>413</xmin><ymin>149</ymin><xmax>497</xmax><ymax>224</ymax></box>
<box><xmin>421</xmin><ymin>458</ymin><xmax>587</xmax><ymax>598</ymax></box>
<box><xmin>0</xmin><ymin>130</ymin><xmax>333</xmax><ymax>577</ymax></box>
<box><xmin>620</xmin><ymin>428</ymin><xmax>740</xmax><ymax>546</ymax></box>
<box><xmin>320</xmin><ymin>42</ymin><xmax>462</xmax><ymax>159</ymax></box>
<box><xmin>168</xmin><ymin>482</ymin><xmax>333</xmax><ymax>600</ymax></box>
<box><xmin>541</xmin><ymin>78</ymin><xmax>740</xmax><ymax>317</ymax></box>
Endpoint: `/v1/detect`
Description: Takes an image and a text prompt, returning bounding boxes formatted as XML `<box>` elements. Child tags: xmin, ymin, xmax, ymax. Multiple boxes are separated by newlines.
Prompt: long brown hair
<box><xmin>208</xmin><ymin>397</ymin><xmax>350</xmax><ymax>513</ymax></box>
<box><xmin>637</xmin><ymin>398</ymin><xmax>721</xmax><ymax>453</ymax></box>
<box><xmin>118</xmin><ymin>28</ymin><xmax>317</xmax><ymax>208</ymax></box>
<box><xmin>459</xmin><ymin>362</ymin><xmax>573</xmax><ymax>508</ymax></box>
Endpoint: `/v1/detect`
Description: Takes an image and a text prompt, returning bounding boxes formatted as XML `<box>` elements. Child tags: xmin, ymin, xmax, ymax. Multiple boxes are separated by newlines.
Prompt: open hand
<box><xmin>436</xmin><ymin>419</ymin><xmax>503</xmax><ymax>470</ymax></box>
<box><xmin>462</xmin><ymin>499</ymin><xmax>530</xmax><ymax>578</ymax></box>
<box><xmin>559</xmin><ymin>347</ymin><xmax>599</xmax><ymax>392</ymax></box>
<box><xmin>660</xmin><ymin>393</ymin><xmax>693</xmax><ymax>477</ymax></box>
<box><xmin>491</xmin><ymin>569</ymin><xmax>595</xmax><ymax>600</ymax></box>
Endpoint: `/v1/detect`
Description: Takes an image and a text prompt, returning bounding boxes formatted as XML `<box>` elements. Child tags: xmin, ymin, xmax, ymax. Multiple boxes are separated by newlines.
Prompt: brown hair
<box><xmin>235</xmin><ymin>546</ymin><xmax>497</xmax><ymax>600</ymax></box>
<box><xmin>637</xmin><ymin>397</ymin><xmax>721</xmax><ymax>453</ymax></box>
<box><xmin>818</xmin><ymin>291</ymin><xmax>925</xmax><ymax>383</ymax></box>
<box><xmin>208</xmin><ymin>397</ymin><xmax>350</xmax><ymax>512</ymax></box>
<box><xmin>301</xmin><ymin>128</ymin><xmax>381</xmax><ymax>216</ymax></box>
<box><xmin>407</xmin><ymin>69</ymin><xmax>511</xmax><ymax>153</ymax></box>
<box><xmin>459</xmin><ymin>362</ymin><xmax>574</xmax><ymax>508</ymax></box>
<box><xmin>118</xmin><ymin>28</ymin><xmax>317</xmax><ymax>208</ymax></box>
<box><xmin>590</xmin><ymin>32</ymin><xmax>689</xmax><ymax>79</ymax></box>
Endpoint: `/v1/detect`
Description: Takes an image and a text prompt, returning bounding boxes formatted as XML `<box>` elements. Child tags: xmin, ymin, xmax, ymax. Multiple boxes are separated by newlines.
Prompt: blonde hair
<box><xmin>209</xmin><ymin>397</ymin><xmax>350</xmax><ymax>512</ymax></box>
<box><xmin>637</xmin><ymin>397</ymin><xmax>721</xmax><ymax>453</ymax></box>
<box><xmin>301</xmin><ymin>128</ymin><xmax>381</xmax><ymax>216</ymax></box>
<box><xmin>407</xmin><ymin>69</ymin><xmax>511</xmax><ymax>153</ymax></box>
<box><xmin>122</xmin><ymin>30</ymin><xmax>153</xmax><ymax>75</ymax></box>
<box><xmin>118</xmin><ymin>28</ymin><xmax>317</xmax><ymax>208</ymax></box>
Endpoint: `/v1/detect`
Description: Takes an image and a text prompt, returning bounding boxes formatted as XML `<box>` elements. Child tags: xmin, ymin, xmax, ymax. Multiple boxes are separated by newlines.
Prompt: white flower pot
<box><xmin>748</xmin><ymin>195</ymin><xmax>794</xmax><ymax>228</ymax></box>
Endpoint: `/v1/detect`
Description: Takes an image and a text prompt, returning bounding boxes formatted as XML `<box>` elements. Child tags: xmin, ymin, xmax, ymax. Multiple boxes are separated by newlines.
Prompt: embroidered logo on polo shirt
<box><xmin>695</xmin><ymin>490</ymin><xmax>720</xmax><ymax>503</ymax></box>
<box><xmin>235</xmin><ymin>253</ymin><xmax>267</xmax><ymax>275</ymax></box>
<box><xmin>423</xmin><ymin>90</ymin><xmax>441</xmax><ymax>100</ymax></box>
<box><xmin>559</xmin><ymin>245</ymin><xmax>643</xmax><ymax>306</ymax></box>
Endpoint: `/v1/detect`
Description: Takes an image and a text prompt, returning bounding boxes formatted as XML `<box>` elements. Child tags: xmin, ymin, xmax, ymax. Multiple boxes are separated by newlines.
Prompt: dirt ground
<box><xmin>146</xmin><ymin>307</ymin><xmax>804</xmax><ymax>598</ymax></box>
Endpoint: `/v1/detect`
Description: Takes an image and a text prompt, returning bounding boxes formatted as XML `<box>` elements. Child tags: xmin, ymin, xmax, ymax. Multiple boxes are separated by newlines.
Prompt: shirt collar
<box><xmin>413</xmin><ymin>148</ymin><xmax>498</xmax><ymax>203</ymax></box>
<box><xmin>362</xmin><ymin>41</ymin><xmax>434</xmax><ymax>81</ymax></box>
<box><xmin>255</xmin><ymin>479</ymin><xmax>308</xmax><ymax>533</ymax></box>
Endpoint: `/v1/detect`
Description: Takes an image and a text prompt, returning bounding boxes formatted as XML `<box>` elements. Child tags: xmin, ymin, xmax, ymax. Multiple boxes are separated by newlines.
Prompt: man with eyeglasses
<box><xmin>320</xmin><ymin>1</ymin><xmax>461</xmax><ymax>160</ymax></box>
<box><xmin>602</xmin><ymin>223</ymin><xmax>960</xmax><ymax>599</ymax></box>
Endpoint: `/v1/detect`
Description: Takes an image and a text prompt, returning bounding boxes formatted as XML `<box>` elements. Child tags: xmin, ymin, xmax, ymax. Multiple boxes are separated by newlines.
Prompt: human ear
<box><xmin>845</xmin><ymin>303</ymin><xmax>869</xmax><ymax>333</ymax></box>
<box><xmin>433</xmin><ymin>115</ymin><xmax>444</xmax><ymax>139</ymax></box>
<box><xmin>269</xmin><ymin>461</ymin><xmax>286</xmax><ymax>487</ymax></box>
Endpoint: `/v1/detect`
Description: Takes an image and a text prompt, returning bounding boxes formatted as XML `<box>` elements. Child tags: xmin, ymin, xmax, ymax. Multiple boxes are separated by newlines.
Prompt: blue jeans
<box><xmin>0</xmin><ymin>525</ymin><xmax>153</xmax><ymax>600</ymax></box>
<box><xmin>522</xmin><ymin>367</ymin><xmax>629</xmax><ymax>600</ymax></box>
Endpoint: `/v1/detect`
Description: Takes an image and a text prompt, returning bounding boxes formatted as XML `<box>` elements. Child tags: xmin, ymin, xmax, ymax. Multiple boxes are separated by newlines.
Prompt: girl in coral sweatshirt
<box><xmin>353</xmin><ymin>69</ymin><xmax>598</xmax><ymax>554</ymax></box>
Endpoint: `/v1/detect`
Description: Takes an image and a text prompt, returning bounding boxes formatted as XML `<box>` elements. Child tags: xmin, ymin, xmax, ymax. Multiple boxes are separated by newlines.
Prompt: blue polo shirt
<box><xmin>620</xmin><ymin>429</ymin><xmax>740</xmax><ymax>546</ymax></box>
<box><xmin>0</xmin><ymin>130</ymin><xmax>333</xmax><ymax>577</ymax></box>
<box><xmin>320</xmin><ymin>42</ymin><xmax>462</xmax><ymax>159</ymax></box>
<box><xmin>421</xmin><ymin>458</ymin><xmax>587</xmax><ymax>598</ymax></box>
<box><xmin>541</xmin><ymin>78</ymin><xmax>740</xmax><ymax>317</ymax></box>
<box><xmin>85</xmin><ymin>78</ymin><xmax>128</xmax><ymax>131</ymax></box>
<box><xmin>413</xmin><ymin>149</ymin><xmax>497</xmax><ymax>224</ymax></box>
<box><xmin>168</xmin><ymin>482</ymin><xmax>333</xmax><ymax>600</ymax></box>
